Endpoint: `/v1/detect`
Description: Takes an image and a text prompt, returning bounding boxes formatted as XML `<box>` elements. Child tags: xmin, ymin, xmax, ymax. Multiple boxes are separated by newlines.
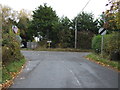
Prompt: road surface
<box><xmin>10</xmin><ymin>51</ymin><xmax>118</xmax><ymax>88</ymax></box>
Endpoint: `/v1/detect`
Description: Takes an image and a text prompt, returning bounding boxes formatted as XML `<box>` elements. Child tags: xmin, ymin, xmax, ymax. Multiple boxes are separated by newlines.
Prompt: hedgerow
<box><xmin>92</xmin><ymin>32</ymin><xmax>120</xmax><ymax>61</ymax></box>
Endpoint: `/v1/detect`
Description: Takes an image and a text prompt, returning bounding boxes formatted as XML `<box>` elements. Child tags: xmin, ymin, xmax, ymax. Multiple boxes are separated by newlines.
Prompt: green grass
<box><xmin>1</xmin><ymin>59</ymin><xmax>26</xmax><ymax>83</ymax></box>
<box><xmin>86</xmin><ymin>53</ymin><xmax>120</xmax><ymax>71</ymax></box>
<box><xmin>22</xmin><ymin>47</ymin><xmax>91</xmax><ymax>52</ymax></box>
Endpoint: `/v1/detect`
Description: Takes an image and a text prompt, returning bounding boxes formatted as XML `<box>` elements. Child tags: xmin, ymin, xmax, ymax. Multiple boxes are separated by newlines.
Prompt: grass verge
<box><xmin>22</xmin><ymin>48</ymin><xmax>91</xmax><ymax>52</ymax></box>
<box><xmin>1</xmin><ymin>58</ymin><xmax>26</xmax><ymax>89</ymax></box>
<box><xmin>85</xmin><ymin>53</ymin><xmax>120</xmax><ymax>72</ymax></box>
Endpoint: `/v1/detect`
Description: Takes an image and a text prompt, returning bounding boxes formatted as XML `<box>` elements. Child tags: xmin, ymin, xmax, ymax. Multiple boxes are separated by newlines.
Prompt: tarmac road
<box><xmin>10</xmin><ymin>51</ymin><xmax>118</xmax><ymax>88</ymax></box>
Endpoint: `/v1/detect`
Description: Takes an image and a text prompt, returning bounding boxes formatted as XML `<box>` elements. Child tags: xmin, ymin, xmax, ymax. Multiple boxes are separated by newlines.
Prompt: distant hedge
<box><xmin>104</xmin><ymin>32</ymin><xmax>120</xmax><ymax>60</ymax></box>
<box><xmin>92</xmin><ymin>32</ymin><xmax>120</xmax><ymax>61</ymax></box>
<box><xmin>92</xmin><ymin>35</ymin><xmax>101</xmax><ymax>53</ymax></box>
<box><xmin>77</xmin><ymin>31</ymin><xmax>94</xmax><ymax>49</ymax></box>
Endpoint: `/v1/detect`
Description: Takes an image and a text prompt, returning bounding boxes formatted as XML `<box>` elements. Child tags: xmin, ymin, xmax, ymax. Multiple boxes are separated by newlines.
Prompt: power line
<box><xmin>81</xmin><ymin>0</ymin><xmax>91</xmax><ymax>12</ymax></box>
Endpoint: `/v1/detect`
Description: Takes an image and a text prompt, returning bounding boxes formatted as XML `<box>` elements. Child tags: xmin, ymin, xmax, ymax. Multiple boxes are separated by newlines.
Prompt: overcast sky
<box><xmin>0</xmin><ymin>0</ymin><xmax>109</xmax><ymax>19</ymax></box>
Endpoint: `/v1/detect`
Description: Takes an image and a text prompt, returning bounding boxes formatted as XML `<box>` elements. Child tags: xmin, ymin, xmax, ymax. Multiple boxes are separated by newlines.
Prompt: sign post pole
<box><xmin>101</xmin><ymin>35</ymin><xmax>104</xmax><ymax>57</ymax></box>
<box><xmin>99</xmin><ymin>28</ymin><xmax>106</xmax><ymax>57</ymax></box>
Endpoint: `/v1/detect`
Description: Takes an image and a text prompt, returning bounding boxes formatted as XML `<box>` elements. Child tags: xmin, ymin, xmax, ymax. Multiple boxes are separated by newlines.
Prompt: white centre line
<box><xmin>61</xmin><ymin>61</ymin><xmax>81</xmax><ymax>87</ymax></box>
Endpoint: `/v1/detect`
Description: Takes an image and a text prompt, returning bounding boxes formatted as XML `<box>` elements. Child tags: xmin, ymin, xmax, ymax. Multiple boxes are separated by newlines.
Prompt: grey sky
<box><xmin>0</xmin><ymin>0</ymin><xmax>109</xmax><ymax>19</ymax></box>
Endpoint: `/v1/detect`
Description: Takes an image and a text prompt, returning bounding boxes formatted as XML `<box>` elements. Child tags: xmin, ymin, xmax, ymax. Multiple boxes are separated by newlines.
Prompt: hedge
<box><xmin>104</xmin><ymin>32</ymin><xmax>120</xmax><ymax>60</ymax></box>
<box><xmin>77</xmin><ymin>31</ymin><xmax>94</xmax><ymax>49</ymax></box>
<box><xmin>2</xmin><ymin>31</ymin><xmax>23</xmax><ymax>65</ymax></box>
<box><xmin>92</xmin><ymin>35</ymin><xmax>101</xmax><ymax>53</ymax></box>
<box><xmin>92</xmin><ymin>32</ymin><xmax>120</xmax><ymax>61</ymax></box>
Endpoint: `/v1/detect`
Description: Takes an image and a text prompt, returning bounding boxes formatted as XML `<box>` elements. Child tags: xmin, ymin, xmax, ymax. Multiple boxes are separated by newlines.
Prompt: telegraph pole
<box><xmin>75</xmin><ymin>18</ymin><xmax>77</xmax><ymax>49</ymax></box>
<box><xmin>74</xmin><ymin>0</ymin><xmax>91</xmax><ymax>48</ymax></box>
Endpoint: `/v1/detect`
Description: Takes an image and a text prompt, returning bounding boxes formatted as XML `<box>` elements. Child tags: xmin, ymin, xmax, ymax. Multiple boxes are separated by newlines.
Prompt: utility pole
<box><xmin>74</xmin><ymin>0</ymin><xmax>91</xmax><ymax>49</ymax></box>
<box><xmin>75</xmin><ymin>18</ymin><xmax>77</xmax><ymax>49</ymax></box>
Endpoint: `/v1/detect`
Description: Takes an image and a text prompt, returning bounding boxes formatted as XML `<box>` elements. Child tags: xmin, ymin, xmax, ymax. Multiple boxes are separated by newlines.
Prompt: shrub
<box><xmin>92</xmin><ymin>32</ymin><xmax>120</xmax><ymax>60</ymax></box>
<box><xmin>2</xmin><ymin>32</ymin><xmax>23</xmax><ymax>65</ymax></box>
<box><xmin>38</xmin><ymin>40</ymin><xmax>47</xmax><ymax>48</ymax></box>
<box><xmin>77</xmin><ymin>31</ymin><xmax>94</xmax><ymax>49</ymax></box>
<box><xmin>92</xmin><ymin>35</ymin><xmax>102</xmax><ymax>53</ymax></box>
<box><xmin>104</xmin><ymin>32</ymin><xmax>120</xmax><ymax>60</ymax></box>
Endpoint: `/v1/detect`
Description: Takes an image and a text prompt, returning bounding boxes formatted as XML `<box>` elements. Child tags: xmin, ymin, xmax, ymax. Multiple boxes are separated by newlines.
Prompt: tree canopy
<box><xmin>16</xmin><ymin>9</ymin><xmax>32</xmax><ymax>47</ymax></box>
<box><xmin>73</xmin><ymin>12</ymin><xmax>99</xmax><ymax>34</ymax></box>
<box><xmin>104</xmin><ymin>0</ymin><xmax>120</xmax><ymax>31</ymax></box>
<box><xmin>1</xmin><ymin>3</ymin><xmax>105</xmax><ymax>48</ymax></box>
<box><xmin>31</xmin><ymin>3</ymin><xmax>59</xmax><ymax>40</ymax></box>
<box><xmin>57</xmin><ymin>16</ymin><xmax>74</xmax><ymax>48</ymax></box>
<box><xmin>1</xmin><ymin>5</ymin><xmax>18</xmax><ymax>33</ymax></box>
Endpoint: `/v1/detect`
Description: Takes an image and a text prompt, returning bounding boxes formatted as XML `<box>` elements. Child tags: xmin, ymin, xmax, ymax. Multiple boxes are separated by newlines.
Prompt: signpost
<box><xmin>99</xmin><ymin>28</ymin><xmax>106</xmax><ymax>57</ymax></box>
<box><xmin>12</xmin><ymin>25</ymin><xmax>22</xmax><ymax>43</ymax></box>
<box><xmin>47</xmin><ymin>40</ymin><xmax>52</xmax><ymax>48</ymax></box>
<box><xmin>99</xmin><ymin>28</ymin><xmax>106</xmax><ymax>35</ymax></box>
<box><xmin>12</xmin><ymin>25</ymin><xmax>18</xmax><ymax>34</ymax></box>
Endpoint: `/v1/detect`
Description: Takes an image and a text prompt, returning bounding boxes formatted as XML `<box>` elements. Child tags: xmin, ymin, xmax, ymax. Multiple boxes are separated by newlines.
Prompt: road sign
<box><xmin>47</xmin><ymin>41</ymin><xmax>52</xmax><ymax>43</ymax></box>
<box><xmin>99</xmin><ymin>28</ymin><xmax>106</xmax><ymax>35</ymax></box>
<box><xmin>99</xmin><ymin>27</ymin><xmax>107</xmax><ymax>57</ymax></box>
<box><xmin>12</xmin><ymin>25</ymin><xmax>18</xmax><ymax>34</ymax></box>
<box><xmin>47</xmin><ymin>41</ymin><xmax>52</xmax><ymax>48</ymax></box>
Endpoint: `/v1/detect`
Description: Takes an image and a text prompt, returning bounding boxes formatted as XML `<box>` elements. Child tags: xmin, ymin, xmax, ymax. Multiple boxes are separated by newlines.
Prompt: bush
<box><xmin>92</xmin><ymin>32</ymin><xmax>120</xmax><ymax>61</ymax></box>
<box><xmin>104</xmin><ymin>32</ymin><xmax>120</xmax><ymax>60</ymax></box>
<box><xmin>38</xmin><ymin>40</ymin><xmax>47</xmax><ymax>48</ymax></box>
<box><xmin>77</xmin><ymin>31</ymin><xmax>94</xmax><ymax>49</ymax></box>
<box><xmin>92</xmin><ymin>35</ymin><xmax>102</xmax><ymax>53</ymax></box>
<box><xmin>2</xmin><ymin>32</ymin><xmax>23</xmax><ymax>65</ymax></box>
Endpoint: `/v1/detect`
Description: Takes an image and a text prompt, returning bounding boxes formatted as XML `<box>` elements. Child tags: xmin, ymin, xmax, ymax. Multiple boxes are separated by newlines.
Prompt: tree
<box><xmin>57</xmin><ymin>16</ymin><xmax>74</xmax><ymax>48</ymax></box>
<box><xmin>31</xmin><ymin>3</ymin><xmax>59</xmax><ymax>42</ymax></box>
<box><xmin>105</xmin><ymin>0</ymin><xmax>120</xmax><ymax>31</ymax></box>
<box><xmin>72</xmin><ymin>12</ymin><xmax>98</xmax><ymax>49</ymax></box>
<box><xmin>1</xmin><ymin>5</ymin><xmax>18</xmax><ymax>33</ymax></box>
<box><xmin>17</xmin><ymin>9</ymin><xmax>32</xmax><ymax>47</ymax></box>
<box><xmin>1</xmin><ymin>5</ymin><xmax>23</xmax><ymax>64</ymax></box>
<box><xmin>73</xmin><ymin>12</ymin><xmax>99</xmax><ymax>34</ymax></box>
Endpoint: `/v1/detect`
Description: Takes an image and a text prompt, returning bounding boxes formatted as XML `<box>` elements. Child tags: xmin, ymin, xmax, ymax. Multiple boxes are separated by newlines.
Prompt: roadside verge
<box><xmin>1</xmin><ymin>59</ymin><xmax>26</xmax><ymax>89</ymax></box>
<box><xmin>85</xmin><ymin>53</ymin><xmax>119</xmax><ymax>72</ymax></box>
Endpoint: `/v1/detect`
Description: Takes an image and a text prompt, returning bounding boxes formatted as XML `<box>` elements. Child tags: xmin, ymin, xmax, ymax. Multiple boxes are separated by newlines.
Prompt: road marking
<box><xmin>68</xmin><ymin>68</ymin><xmax>81</xmax><ymax>86</ymax></box>
<box><xmin>61</xmin><ymin>61</ymin><xmax>81</xmax><ymax>87</ymax></box>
